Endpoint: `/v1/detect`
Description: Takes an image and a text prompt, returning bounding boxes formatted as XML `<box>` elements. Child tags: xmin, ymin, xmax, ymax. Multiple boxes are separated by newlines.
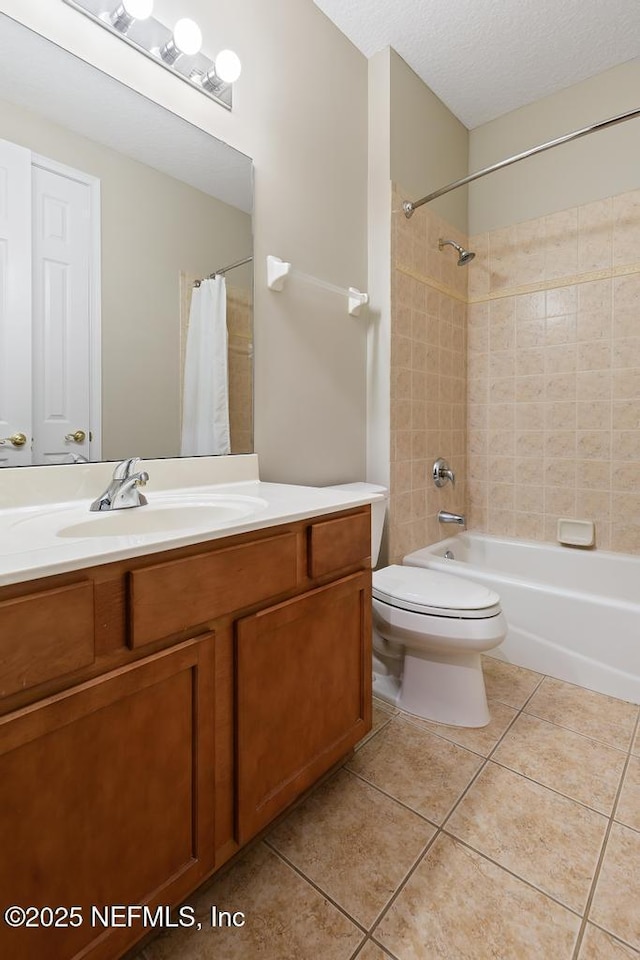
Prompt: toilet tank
<box><xmin>327</xmin><ymin>482</ymin><xmax>388</xmax><ymax>567</ymax></box>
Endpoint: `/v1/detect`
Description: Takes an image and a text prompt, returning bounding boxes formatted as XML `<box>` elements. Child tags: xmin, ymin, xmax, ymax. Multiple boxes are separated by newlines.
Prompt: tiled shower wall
<box><xmin>227</xmin><ymin>287</ymin><xmax>254</xmax><ymax>454</ymax></box>
<box><xmin>389</xmin><ymin>185</ymin><xmax>467</xmax><ymax>564</ymax></box>
<box><xmin>467</xmin><ymin>188</ymin><xmax>640</xmax><ymax>553</ymax></box>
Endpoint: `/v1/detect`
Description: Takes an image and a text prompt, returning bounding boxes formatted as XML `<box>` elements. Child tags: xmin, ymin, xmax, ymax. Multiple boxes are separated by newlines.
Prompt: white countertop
<box><xmin>0</xmin><ymin>456</ymin><xmax>385</xmax><ymax>587</ymax></box>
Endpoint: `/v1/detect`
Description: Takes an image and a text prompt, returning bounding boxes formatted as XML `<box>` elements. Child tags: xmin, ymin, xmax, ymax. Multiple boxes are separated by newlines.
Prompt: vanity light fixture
<box><xmin>199</xmin><ymin>50</ymin><xmax>242</xmax><ymax>93</ymax></box>
<box><xmin>159</xmin><ymin>18</ymin><xmax>202</xmax><ymax>64</ymax></box>
<box><xmin>109</xmin><ymin>0</ymin><xmax>153</xmax><ymax>33</ymax></box>
<box><xmin>62</xmin><ymin>0</ymin><xmax>241</xmax><ymax>110</ymax></box>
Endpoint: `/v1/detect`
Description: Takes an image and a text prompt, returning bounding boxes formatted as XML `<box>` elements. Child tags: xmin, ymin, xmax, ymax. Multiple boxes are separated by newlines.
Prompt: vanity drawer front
<box><xmin>307</xmin><ymin>509</ymin><xmax>370</xmax><ymax>579</ymax></box>
<box><xmin>129</xmin><ymin>531</ymin><xmax>299</xmax><ymax>647</ymax></box>
<box><xmin>0</xmin><ymin>581</ymin><xmax>95</xmax><ymax>698</ymax></box>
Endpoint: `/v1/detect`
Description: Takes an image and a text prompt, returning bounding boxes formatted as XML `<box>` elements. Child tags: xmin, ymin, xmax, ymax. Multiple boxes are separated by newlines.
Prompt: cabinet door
<box><xmin>236</xmin><ymin>572</ymin><xmax>371</xmax><ymax>842</ymax></box>
<box><xmin>0</xmin><ymin>634</ymin><xmax>215</xmax><ymax>960</ymax></box>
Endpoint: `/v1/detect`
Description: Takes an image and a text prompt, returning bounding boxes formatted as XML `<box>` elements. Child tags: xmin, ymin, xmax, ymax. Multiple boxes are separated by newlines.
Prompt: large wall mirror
<box><xmin>0</xmin><ymin>13</ymin><xmax>253</xmax><ymax>468</ymax></box>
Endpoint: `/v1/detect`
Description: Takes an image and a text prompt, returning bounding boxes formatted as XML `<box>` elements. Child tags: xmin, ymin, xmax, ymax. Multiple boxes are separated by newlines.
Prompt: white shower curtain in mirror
<box><xmin>181</xmin><ymin>276</ymin><xmax>230</xmax><ymax>456</ymax></box>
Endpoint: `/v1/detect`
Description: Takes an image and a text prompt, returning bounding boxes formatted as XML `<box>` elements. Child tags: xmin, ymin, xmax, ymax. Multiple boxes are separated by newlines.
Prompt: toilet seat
<box><xmin>373</xmin><ymin>565</ymin><xmax>501</xmax><ymax>620</ymax></box>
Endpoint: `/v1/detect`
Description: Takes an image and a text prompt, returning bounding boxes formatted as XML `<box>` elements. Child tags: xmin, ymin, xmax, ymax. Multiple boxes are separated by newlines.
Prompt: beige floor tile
<box><xmin>267</xmin><ymin>769</ymin><xmax>435</xmax><ymax>927</ymax></box>
<box><xmin>493</xmin><ymin>713</ymin><xmax>627</xmax><ymax>813</ymax></box>
<box><xmin>482</xmin><ymin>656</ymin><xmax>543</xmax><ymax>708</ymax></box>
<box><xmin>632</xmin><ymin>725</ymin><xmax>640</xmax><ymax>757</ymax></box>
<box><xmin>525</xmin><ymin>677</ymin><xmax>638</xmax><ymax>750</ymax></box>
<box><xmin>446</xmin><ymin>762</ymin><xmax>608</xmax><ymax>912</ymax></box>
<box><xmin>144</xmin><ymin>843</ymin><xmax>362</xmax><ymax>960</ymax></box>
<box><xmin>591</xmin><ymin>823</ymin><xmax>640</xmax><ymax>949</ymax></box>
<box><xmin>579</xmin><ymin>924</ymin><xmax>640</xmax><ymax>959</ymax></box>
<box><xmin>347</xmin><ymin>716</ymin><xmax>483</xmax><ymax>824</ymax></box>
<box><xmin>356</xmin><ymin>700</ymin><xmax>396</xmax><ymax>749</ymax></box>
<box><xmin>374</xmin><ymin>834</ymin><xmax>579</xmax><ymax>960</ymax></box>
<box><xmin>404</xmin><ymin>699</ymin><xmax>518</xmax><ymax>757</ymax></box>
<box><xmin>356</xmin><ymin>940</ymin><xmax>394</xmax><ymax>960</ymax></box>
<box><xmin>616</xmin><ymin>757</ymin><xmax>640</xmax><ymax>832</ymax></box>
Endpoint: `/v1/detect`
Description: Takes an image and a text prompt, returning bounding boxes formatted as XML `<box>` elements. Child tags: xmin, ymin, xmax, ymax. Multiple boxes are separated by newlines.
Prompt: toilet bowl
<box><xmin>329</xmin><ymin>483</ymin><xmax>507</xmax><ymax>727</ymax></box>
<box><xmin>372</xmin><ymin>564</ymin><xmax>506</xmax><ymax>726</ymax></box>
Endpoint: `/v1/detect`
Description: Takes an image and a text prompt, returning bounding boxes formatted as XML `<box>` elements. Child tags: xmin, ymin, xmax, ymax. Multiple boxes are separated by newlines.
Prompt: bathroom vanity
<box><xmin>0</xmin><ymin>458</ymin><xmax>374</xmax><ymax>960</ymax></box>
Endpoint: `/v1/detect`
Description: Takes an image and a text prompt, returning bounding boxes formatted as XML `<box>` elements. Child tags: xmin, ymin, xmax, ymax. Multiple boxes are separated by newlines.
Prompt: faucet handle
<box><xmin>433</xmin><ymin>457</ymin><xmax>455</xmax><ymax>489</ymax></box>
<box><xmin>112</xmin><ymin>457</ymin><xmax>142</xmax><ymax>480</ymax></box>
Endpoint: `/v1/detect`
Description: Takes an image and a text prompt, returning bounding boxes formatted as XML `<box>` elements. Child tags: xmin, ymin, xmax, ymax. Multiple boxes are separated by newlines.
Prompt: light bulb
<box><xmin>121</xmin><ymin>0</ymin><xmax>153</xmax><ymax>18</ymax></box>
<box><xmin>214</xmin><ymin>49</ymin><xmax>241</xmax><ymax>84</ymax></box>
<box><xmin>173</xmin><ymin>18</ymin><xmax>202</xmax><ymax>56</ymax></box>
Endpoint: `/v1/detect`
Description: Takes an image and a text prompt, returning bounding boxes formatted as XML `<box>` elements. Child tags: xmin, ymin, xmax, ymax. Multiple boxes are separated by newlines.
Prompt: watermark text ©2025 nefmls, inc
<box><xmin>2</xmin><ymin>904</ymin><xmax>245</xmax><ymax>932</ymax></box>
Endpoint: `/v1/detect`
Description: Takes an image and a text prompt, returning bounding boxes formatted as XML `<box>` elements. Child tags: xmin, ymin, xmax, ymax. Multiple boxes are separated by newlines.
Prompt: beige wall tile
<box><xmin>578</xmin><ymin>198</ymin><xmax>613</xmax><ymax>273</ymax></box>
<box><xmin>613</xmin><ymin>189</ymin><xmax>640</xmax><ymax>266</ymax></box>
<box><xmin>465</xmin><ymin>189</ymin><xmax>640</xmax><ymax>553</ymax></box>
<box><xmin>577</xmin><ymin>460</ymin><xmax>611</xmax><ymax>490</ymax></box>
<box><xmin>515</xmin><ymin>512</ymin><xmax>545</xmax><ymax>540</ymax></box>
<box><xmin>611</xmin><ymin>523</ymin><xmax>640</xmax><ymax>555</ymax></box>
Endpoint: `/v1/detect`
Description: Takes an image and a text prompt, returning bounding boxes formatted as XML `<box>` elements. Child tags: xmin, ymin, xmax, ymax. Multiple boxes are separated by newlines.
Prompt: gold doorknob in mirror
<box><xmin>65</xmin><ymin>430</ymin><xmax>86</xmax><ymax>443</ymax></box>
<box><xmin>0</xmin><ymin>432</ymin><xmax>28</xmax><ymax>447</ymax></box>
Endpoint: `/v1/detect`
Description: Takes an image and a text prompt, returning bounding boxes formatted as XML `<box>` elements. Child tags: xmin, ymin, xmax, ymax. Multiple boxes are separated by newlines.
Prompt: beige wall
<box><xmin>3</xmin><ymin>0</ymin><xmax>369</xmax><ymax>485</ymax></box>
<box><xmin>390</xmin><ymin>49</ymin><xmax>469</xmax><ymax>234</ymax></box>
<box><xmin>467</xmin><ymin>187</ymin><xmax>640</xmax><ymax>553</ymax></box>
<box><xmin>0</xmin><ymin>94</ymin><xmax>251</xmax><ymax>461</ymax></box>
<box><xmin>367</xmin><ymin>48</ymin><xmax>393</xmax><ymax>496</ymax></box>
<box><xmin>469</xmin><ymin>61</ymin><xmax>640</xmax><ymax>234</ymax></box>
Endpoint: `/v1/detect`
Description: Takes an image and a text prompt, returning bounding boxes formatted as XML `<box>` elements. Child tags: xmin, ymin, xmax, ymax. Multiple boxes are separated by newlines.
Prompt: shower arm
<box><xmin>402</xmin><ymin>106</ymin><xmax>640</xmax><ymax>218</ymax></box>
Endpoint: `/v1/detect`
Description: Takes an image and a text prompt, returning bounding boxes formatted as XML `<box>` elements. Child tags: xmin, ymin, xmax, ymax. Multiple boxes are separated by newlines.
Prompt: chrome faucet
<box><xmin>433</xmin><ymin>458</ymin><xmax>455</xmax><ymax>488</ymax></box>
<box><xmin>438</xmin><ymin>510</ymin><xmax>465</xmax><ymax>525</ymax></box>
<box><xmin>90</xmin><ymin>457</ymin><xmax>149</xmax><ymax>512</ymax></box>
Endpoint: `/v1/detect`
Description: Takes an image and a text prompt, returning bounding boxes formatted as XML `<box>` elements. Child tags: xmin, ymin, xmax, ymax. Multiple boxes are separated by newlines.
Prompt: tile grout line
<box><xmin>521</xmin><ymin>705</ymin><xmax>636</xmax><ymax>754</ymax></box>
<box><xmin>262</xmin><ymin>838</ymin><xmax>370</xmax><ymax>937</ymax></box>
<box><xmin>569</xmin><ymin>709</ymin><xmax>640</xmax><ymax>960</ymax></box>
<box><xmin>265</xmin><ymin>671</ymin><xmax>631</xmax><ymax>959</ymax></box>
<box><xmin>437</xmin><ymin>829</ymin><xmax>584</xmax><ymax>919</ymax></box>
<box><xmin>362</xmin><ymin>672</ymin><xmax>547</xmax><ymax>944</ymax></box>
<box><xmin>349</xmin><ymin>935</ymin><xmax>399</xmax><ymax>960</ymax></box>
<box><xmin>584</xmin><ymin>920</ymin><xmax>640</xmax><ymax>956</ymax></box>
<box><xmin>344</xmin><ymin>764</ymin><xmax>441</xmax><ymax>828</ymax></box>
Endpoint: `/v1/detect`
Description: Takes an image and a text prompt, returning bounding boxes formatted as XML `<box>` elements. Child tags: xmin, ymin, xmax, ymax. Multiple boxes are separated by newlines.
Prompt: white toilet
<box><xmin>332</xmin><ymin>483</ymin><xmax>507</xmax><ymax>728</ymax></box>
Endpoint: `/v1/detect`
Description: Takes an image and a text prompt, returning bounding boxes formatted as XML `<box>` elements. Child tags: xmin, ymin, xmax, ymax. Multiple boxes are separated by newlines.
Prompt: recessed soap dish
<box><xmin>557</xmin><ymin>518</ymin><xmax>595</xmax><ymax>548</ymax></box>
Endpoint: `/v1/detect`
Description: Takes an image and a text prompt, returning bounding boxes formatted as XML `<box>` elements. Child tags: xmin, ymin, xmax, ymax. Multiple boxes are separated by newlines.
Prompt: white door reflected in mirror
<box><xmin>0</xmin><ymin>139</ymin><xmax>99</xmax><ymax>466</ymax></box>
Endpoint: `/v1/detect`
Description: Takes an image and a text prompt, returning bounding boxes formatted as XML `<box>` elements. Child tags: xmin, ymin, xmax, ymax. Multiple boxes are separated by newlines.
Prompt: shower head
<box><xmin>438</xmin><ymin>238</ymin><xmax>475</xmax><ymax>266</ymax></box>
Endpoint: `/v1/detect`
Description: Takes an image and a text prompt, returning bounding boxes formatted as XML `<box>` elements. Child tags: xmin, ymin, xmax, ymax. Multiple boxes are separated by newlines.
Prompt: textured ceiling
<box><xmin>313</xmin><ymin>0</ymin><xmax>640</xmax><ymax>128</ymax></box>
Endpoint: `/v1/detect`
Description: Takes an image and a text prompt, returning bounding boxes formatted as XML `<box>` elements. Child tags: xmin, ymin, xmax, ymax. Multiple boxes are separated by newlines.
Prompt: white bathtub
<box><xmin>404</xmin><ymin>533</ymin><xmax>640</xmax><ymax>704</ymax></box>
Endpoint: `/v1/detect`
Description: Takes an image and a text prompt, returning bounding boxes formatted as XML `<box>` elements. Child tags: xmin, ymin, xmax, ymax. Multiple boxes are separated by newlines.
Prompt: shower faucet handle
<box><xmin>433</xmin><ymin>457</ymin><xmax>455</xmax><ymax>489</ymax></box>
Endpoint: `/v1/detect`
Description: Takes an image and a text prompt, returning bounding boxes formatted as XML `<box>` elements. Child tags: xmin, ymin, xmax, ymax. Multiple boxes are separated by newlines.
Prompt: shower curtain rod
<box><xmin>193</xmin><ymin>255</ymin><xmax>253</xmax><ymax>287</ymax></box>
<box><xmin>402</xmin><ymin>106</ymin><xmax>640</xmax><ymax>218</ymax></box>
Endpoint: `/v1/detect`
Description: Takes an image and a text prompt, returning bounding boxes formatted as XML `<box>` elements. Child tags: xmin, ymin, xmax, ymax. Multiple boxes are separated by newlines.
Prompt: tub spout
<box><xmin>438</xmin><ymin>510</ymin><xmax>466</xmax><ymax>525</ymax></box>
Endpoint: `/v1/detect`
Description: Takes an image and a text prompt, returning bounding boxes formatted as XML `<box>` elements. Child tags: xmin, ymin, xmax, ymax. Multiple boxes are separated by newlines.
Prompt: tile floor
<box><xmin>135</xmin><ymin>657</ymin><xmax>640</xmax><ymax>960</ymax></box>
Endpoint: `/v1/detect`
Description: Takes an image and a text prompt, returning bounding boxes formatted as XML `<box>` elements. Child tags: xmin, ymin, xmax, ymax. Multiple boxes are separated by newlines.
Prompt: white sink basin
<box><xmin>10</xmin><ymin>494</ymin><xmax>268</xmax><ymax>541</ymax></box>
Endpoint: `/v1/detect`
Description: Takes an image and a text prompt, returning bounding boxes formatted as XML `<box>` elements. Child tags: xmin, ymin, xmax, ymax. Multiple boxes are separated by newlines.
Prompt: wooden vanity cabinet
<box><xmin>0</xmin><ymin>506</ymin><xmax>372</xmax><ymax>960</ymax></box>
<box><xmin>0</xmin><ymin>635</ymin><xmax>215</xmax><ymax>960</ymax></box>
<box><xmin>236</xmin><ymin>570</ymin><xmax>371</xmax><ymax>842</ymax></box>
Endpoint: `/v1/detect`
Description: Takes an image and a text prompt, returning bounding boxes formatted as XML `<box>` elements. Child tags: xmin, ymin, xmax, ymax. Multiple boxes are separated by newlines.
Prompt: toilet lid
<box><xmin>373</xmin><ymin>565</ymin><xmax>501</xmax><ymax>618</ymax></box>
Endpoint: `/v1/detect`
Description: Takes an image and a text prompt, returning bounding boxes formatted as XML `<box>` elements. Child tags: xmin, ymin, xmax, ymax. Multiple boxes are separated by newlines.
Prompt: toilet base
<box><xmin>374</xmin><ymin>649</ymin><xmax>491</xmax><ymax>728</ymax></box>
<box><xmin>399</xmin><ymin>649</ymin><xmax>490</xmax><ymax>727</ymax></box>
